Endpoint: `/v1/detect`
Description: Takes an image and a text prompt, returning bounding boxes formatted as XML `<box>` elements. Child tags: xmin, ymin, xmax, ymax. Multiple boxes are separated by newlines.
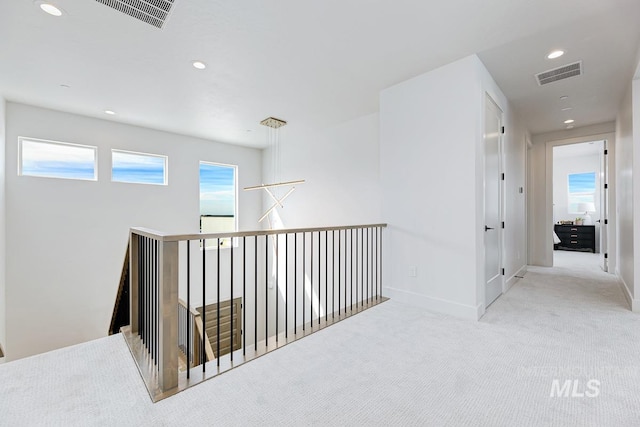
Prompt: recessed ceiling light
<box><xmin>560</xmin><ymin>96</ymin><xmax>569</xmax><ymax>101</ymax></box>
<box><xmin>564</xmin><ymin>119</ymin><xmax>574</xmax><ymax>124</ymax></box>
<box><xmin>561</xmin><ymin>107</ymin><xmax>573</xmax><ymax>111</ymax></box>
<box><xmin>192</xmin><ymin>61</ymin><xmax>206</xmax><ymax>70</ymax></box>
<box><xmin>105</xmin><ymin>110</ymin><xmax>116</xmax><ymax>115</ymax></box>
<box><xmin>547</xmin><ymin>50</ymin><xmax>565</xmax><ymax>59</ymax></box>
<box><xmin>60</xmin><ymin>84</ymin><xmax>71</xmax><ymax>89</ymax></box>
<box><xmin>37</xmin><ymin>2</ymin><xmax>63</xmax><ymax>16</ymax></box>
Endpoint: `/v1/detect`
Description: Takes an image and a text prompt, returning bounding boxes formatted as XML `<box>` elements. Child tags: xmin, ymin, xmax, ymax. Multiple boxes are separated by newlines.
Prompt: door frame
<box><xmin>483</xmin><ymin>93</ymin><xmax>505</xmax><ymax>309</ymax></box>
<box><xmin>544</xmin><ymin>132</ymin><xmax>616</xmax><ymax>272</ymax></box>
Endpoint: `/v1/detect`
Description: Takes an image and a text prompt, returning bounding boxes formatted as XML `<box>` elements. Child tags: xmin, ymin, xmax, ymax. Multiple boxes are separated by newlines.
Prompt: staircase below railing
<box><xmin>121</xmin><ymin>223</ymin><xmax>387</xmax><ymax>401</ymax></box>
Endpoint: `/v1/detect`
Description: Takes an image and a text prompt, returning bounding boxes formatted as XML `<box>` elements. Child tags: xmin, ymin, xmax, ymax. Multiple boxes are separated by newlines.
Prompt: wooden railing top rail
<box><xmin>131</xmin><ymin>223</ymin><xmax>387</xmax><ymax>242</ymax></box>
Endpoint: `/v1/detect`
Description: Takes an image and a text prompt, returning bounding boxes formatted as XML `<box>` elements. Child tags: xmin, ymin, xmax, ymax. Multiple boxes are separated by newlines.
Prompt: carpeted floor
<box><xmin>1</xmin><ymin>251</ymin><xmax>640</xmax><ymax>426</ymax></box>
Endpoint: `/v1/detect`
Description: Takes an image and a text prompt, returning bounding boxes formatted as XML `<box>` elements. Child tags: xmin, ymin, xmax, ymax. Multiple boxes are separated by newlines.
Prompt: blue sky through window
<box><xmin>200</xmin><ymin>162</ymin><xmax>235</xmax><ymax>216</ymax></box>
<box><xmin>20</xmin><ymin>138</ymin><xmax>96</xmax><ymax>180</ymax></box>
<box><xmin>112</xmin><ymin>150</ymin><xmax>166</xmax><ymax>185</ymax></box>
<box><xmin>568</xmin><ymin>172</ymin><xmax>596</xmax><ymax>213</ymax></box>
<box><xmin>568</xmin><ymin>172</ymin><xmax>596</xmax><ymax>194</ymax></box>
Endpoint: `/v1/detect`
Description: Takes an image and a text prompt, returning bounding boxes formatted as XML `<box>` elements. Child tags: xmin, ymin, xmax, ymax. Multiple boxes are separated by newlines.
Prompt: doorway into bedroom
<box><xmin>552</xmin><ymin>140</ymin><xmax>608</xmax><ymax>271</ymax></box>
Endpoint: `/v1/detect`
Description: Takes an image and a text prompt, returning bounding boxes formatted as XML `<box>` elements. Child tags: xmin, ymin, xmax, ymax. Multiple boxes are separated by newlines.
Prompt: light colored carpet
<box><xmin>1</xmin><ymin>252</ymin><xmax>640</xmax><ymax>426</ymax></box>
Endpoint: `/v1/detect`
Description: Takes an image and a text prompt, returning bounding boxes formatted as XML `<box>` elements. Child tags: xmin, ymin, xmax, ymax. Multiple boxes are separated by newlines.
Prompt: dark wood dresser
<box><xmin>554</xmin><ymin>224</ymin><xmax>596</xmax><ymax>253</ymax></box>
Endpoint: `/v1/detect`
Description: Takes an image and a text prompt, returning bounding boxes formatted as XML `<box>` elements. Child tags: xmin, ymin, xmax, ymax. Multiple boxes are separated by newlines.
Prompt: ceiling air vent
<box><xmin>535</xmin><ymin>61</ymin><xmax>583</xmax><ymax>86</ymax></box>
<box><xmin>95</xmin><ymin>0</ymin><xmax>175</xmax><ymax>29</ymax></box>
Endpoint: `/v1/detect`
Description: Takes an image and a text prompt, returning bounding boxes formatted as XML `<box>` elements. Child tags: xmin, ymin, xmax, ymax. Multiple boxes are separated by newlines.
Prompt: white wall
<box><xmin>528</xmin><ymin>123</ymin><xmax>616</xmax><ymax>267</ymax></box>
<box><xmin>0</xmin><ymin>97</ymin><xmax>5</xmax><ymax>363</ymax></box>
<box><xmin>616</xmin><ymin>81</ymin><xmax>635</xmax><ymax>306</ymax></box>
<box><xmin>380</xmin><ymin>55</ymin><xmax>526</xmax><ymax>319</ymax></box>
<box><xmin>260</xmin><ymin>113</ymin><xmax>382</xmax><ymax>229</ymax></box>
<box><xmin>5</xmin><ymin>102</ymin><xmax>263</xmax><ymax>361</ymax></box>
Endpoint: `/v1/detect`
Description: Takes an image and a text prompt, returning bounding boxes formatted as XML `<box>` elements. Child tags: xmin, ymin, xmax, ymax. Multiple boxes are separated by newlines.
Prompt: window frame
<box><xmin>18</xmin><ymin>136</ymin><xmax>98</xmax><ymax>181</ymax></box>
<box><xmin>111</xmin><ymin>149</ymin><xmax>168</xmax><ymax>186</ymax></box>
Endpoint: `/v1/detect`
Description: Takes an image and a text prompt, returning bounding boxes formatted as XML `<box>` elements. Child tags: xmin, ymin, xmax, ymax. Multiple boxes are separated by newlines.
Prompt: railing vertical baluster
<box><xmin>217</xmin><ymin>238</ymin><xmax>220</xmax><ymax>367</ymax></box>
<box><xmin>318</xmin><ymin>231</ymin><xmax>321</xmax><ymax>325</ymax></box>
<box><xmin>332</xmin><ymin>230</ymin><xmax>335</xmax><ymax>318</ymax></box>
<box><xmin>143</xmin><ymin>237</ymin><xmax>147</xmax><ymax>347</ymax></box>
<box><xmin>325</xmin><ymin>230</ymin><xmax>328</xmax><ymax>322</ymax></box>
<box><xmin>373</xmin><ymin>228</ymin><xmax>376</xmax><ymax>300</ymax></box>
<box><xmin>360</xmin><ymin>228</ymin><xmax>362</xmax><ymax>306</ymax></box>
<box><xmin>303</xmin><ymin>232</ymin><xmax>306</xmax><ymax>331</ymax></box>
<box><xmin>351</xmin><ymin>229</ymin><xmax>355</xmax><ymax>310</ymax></box>
<box><xmin>243</xmin><ymin>236</ymin><xmax>246</xmax><ymax>356</ymax></box>
<box><xmin>344</xmin><ymin>230</ymin><xmax>347</xmax><ymax>314</ymax></box>
<box><xmin>136</xmin><ymin>234</ymin><xmax>140</xmax><ymax>338</ymax></box>
<box><xmin>378</xmin><ymin>226</ymin><xmax>381</xmax><ymax>299</ymax></box>
<box><xmin>275</xmin><ymin>234</ymin><xmax>279</xmax><ymax>342</ymax></box>
<box><xmin>230</xmin><ymin>237</ymin><xmax>234</xmax><ymax>362</ymax></box>
<box><xmin>294</xmin><ymin>233</ymin><xmax>297</xmax><ymax>335</ymax></box>
<box><xmin>187</xmin><ymin>241</ymin><xmax>190</xmax><ymax>377</ymax></box>
<box><xmin>202</xmin><ymin>238</ymin><xmax>206</xmax><ymax>373</ymax></box>
<box><xmin>285</xmin><ymin>233</ymin><xmax>288</xmax><ymax>339</ymax></box>
<box><xmin>360</xmin><ymin>228</ymin><xmax>363</xmax><ymax>306</ymax></box>
<box><xmin>366</xmin><ymin>227</ymin><xmax>369</xmax><ymax>304</ymax></box>
<box><xmin>140</xmin><ymin>237</ymin><xmax>144</xmax><ymax>345</ymax></box>
<box><xmin>254</xmin><ymin>235</ymin><xmax>257</xmax><ymax>351</ymax></box>
<box><xmin>338</xmin><ymin>230</ymin><xmax>341</xmax><ymax>316</ymax></box>
<box><xmin>376</xmin><ymin>227</ymin><xmax>379</xmax><ymax>300</ymax></box>
<box><xmin>147</xmin><ymin>238</ymin><xmax>151</xmax><ymax>354</ymax></box>
<box><xmin>380</xmin><ymin>227</ymin><xmax>383</xmax><ymax>297</ymax></box>
<box><xmin>310</xmin><ymin>231</ymin><xmax>313</xmax><ymax>329</ymax></box>
<box><xmin>152</xmin><ymin>238</ymin><xmax>155</xmax><ymax>356</ymax></box>
<box><xmin>154</xmin><ymin>239</ymin><xmax>158</xmax><ymax>363</ymax></box>
<box><xmin>265</xmin><ymin>234</ymin><xmax>269</xmax><ymax>347</ymax></box>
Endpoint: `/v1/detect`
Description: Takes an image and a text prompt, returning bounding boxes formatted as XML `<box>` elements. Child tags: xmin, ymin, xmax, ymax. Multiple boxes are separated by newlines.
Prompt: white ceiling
<box><xmin>1</xmin><ymin>0</ymin><xmax>639</xmax><ymax>148</ymax></box>
<box><xmin>553</xmin><ymin>141</ymin><xmax>603</xmax><ymax>159</ymax></box>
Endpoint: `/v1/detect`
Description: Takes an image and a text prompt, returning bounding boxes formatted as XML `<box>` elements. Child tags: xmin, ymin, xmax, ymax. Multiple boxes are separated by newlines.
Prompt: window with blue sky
<box><xmin>568</xmin><ymin>172</ymin><xmax>596</xmax><ymax>213</ymax></box>
<box><xmin>200</xmin><ymin>162</ymin><xmax>236</xmax><ymax>239</ymax></box>
<box><xmin>112</xmin><ymin>150</ymin><xmax>167</xmax><ymax>185</ymax></box>
<box><xmin>19</xmin><ymin>137</ymin><xmax>97</xmax><ymax>181</ymax></box>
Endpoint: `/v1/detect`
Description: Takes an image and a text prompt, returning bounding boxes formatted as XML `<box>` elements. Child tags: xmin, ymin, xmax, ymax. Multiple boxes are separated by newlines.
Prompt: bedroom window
<box><xmin>199</xmin><ymin>162</ymin><xmax>237</xmax><ymax>248</ymax></box>
<box><xmin>19</xmin><ymin>137</ymin><xmax>97</xmax><ymax>181</ymax></box>
<box><xmin>568</xmin><ymin>172</ymin><xmax>596</xmax><ymax>214</ymax></box>
<box><xmin>112</xmin><ymin>150</ymin><xmax>167</xmax><ymax>185</ymax></box>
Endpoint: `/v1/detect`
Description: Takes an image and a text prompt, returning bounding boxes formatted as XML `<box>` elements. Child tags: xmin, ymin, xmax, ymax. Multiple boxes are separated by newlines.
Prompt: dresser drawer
<box><xmin>554</xmin><ymin>225</ymin><xmax>596</xmax><ymax>253</ymax></box>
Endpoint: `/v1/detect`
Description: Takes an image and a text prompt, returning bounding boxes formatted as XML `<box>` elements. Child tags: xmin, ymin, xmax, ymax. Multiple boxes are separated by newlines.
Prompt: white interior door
<box><xmin>484</xmin><ymin>95</ymin><xmax>503</xmax><ymax>307</ymax></box>
<box><xmin>599</xmin><ymin>140</ymin><xmax>609</xmax><ymax>272</ymax></box>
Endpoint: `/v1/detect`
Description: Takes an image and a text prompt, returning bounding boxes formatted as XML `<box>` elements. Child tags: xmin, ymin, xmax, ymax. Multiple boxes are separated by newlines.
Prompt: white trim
<box><xmin>505</xmin><ymin>265</ymin><xmax>527</xmax><ymax>293</ymax></box>
<box><xmin>384</xmin><ymin>287</ymin><xmax>480</xmax><ymax>320</ymax></box>
<box><xmin>617</xmin><ymin>274</ymin><xmax>640</xmax><ymax>312</ymax></box>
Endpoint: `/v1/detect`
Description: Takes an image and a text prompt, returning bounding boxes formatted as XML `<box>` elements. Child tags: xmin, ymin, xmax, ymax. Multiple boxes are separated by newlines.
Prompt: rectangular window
<box><xmin>200</xmin><ymin>162</ymin><xmax>237</xmax><ymax>248</ymax></box>
<box><xmin>568</xmin><ymin>172</ymin><xmax>596</xmax><ymax>214</ymax></box>
<box><xmin>19</xmin><ymin>137</ymin><xmax>97</xmax><ymax>181</ymax></box>
<box><xmin>112</xmin><ymin>150</ymin><xmax>167</xmax><ymax>185</ymax></box>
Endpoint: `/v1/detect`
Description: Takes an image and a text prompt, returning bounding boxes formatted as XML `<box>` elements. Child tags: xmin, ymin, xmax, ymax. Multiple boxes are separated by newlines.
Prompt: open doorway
<box><xmin>552</xmin><ymin>140</ymin><xmax>607</xmax><ymax>270</ymax></box>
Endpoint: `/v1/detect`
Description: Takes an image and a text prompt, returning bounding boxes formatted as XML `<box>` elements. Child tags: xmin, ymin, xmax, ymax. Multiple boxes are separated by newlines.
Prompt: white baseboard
<box><xmin>504</xmin><ymin>265</ymin><xmax>527</xmax><ymax>293</ymax></box>
<box><xmin>384</xmin><ymin>287</ymin><xmax>480</xmax><ymax>320</ymax></box>
<box><xmin>617</xmin><ymin>275</ymin><xmax>640</xmax><ymax>312</ymax></box>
